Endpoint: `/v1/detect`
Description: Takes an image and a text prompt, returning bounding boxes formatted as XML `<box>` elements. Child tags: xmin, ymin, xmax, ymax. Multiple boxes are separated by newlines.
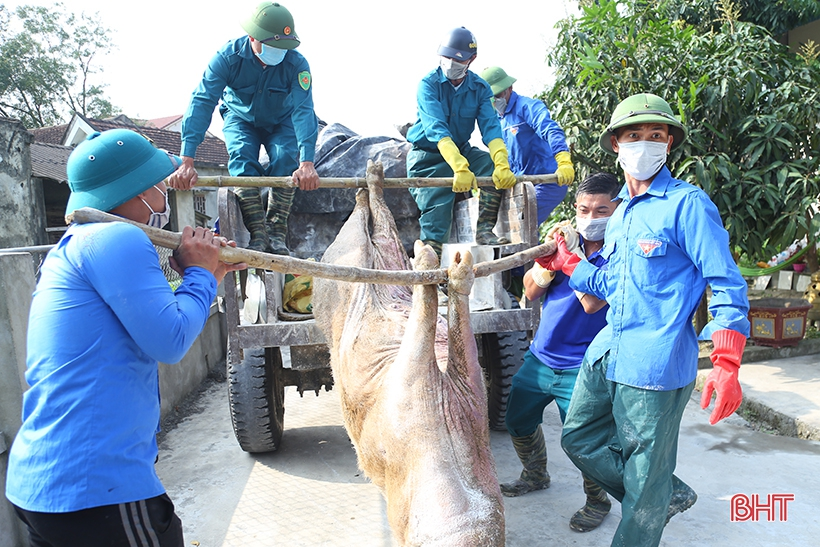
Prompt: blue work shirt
<box><xmin>181</xmin><ymin>36</ymin><xmax>317</xmax><ymax>163</ymax></box>
<box><xmin>498</xmin><ymin>91</ymin><xmax>569</xmax><ymax>176</ymax></box>
<box><xmin>570</xmin><ymin>167</ymin><xmax>750</xmax><ymax>390</ymax></box>
<box><xmin>530</xmin><ymin>242</ymin><xmax>609</xmax><ymax>370</ymax></box>
<box><xmin>6</xmin><ymin>222</ymin><xmax>216</xmax><ymax>512</ymax></box>
<box><xmin>406</xmin><ymin>68</ymin><xmax>502</xmax><ymax>151</ymax></box>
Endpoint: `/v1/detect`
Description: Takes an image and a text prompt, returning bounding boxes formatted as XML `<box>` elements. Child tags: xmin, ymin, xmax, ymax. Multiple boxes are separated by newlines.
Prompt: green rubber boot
<box><xmin>569</xmin><ymin>475</ymin><xmax>611</xmax><ymax>532</ymax></box>
<box><xmin>500</xmin><ymin>427</ymin><xmax>550</xmax><ymax>497</ymax></box>
<box><xmin>475</xmin><ymin>188</ymin><xmax>510</xmax><ymax>245</ymax></box>
<box><xmin>265</xmin><ymin>187</ymin><xmax>296</xmax><ymax>256</ymax></box>
<box><xmin>666</xmin><ymin>476</ymin><xmax>698</xmax><ymax>525</ymax></box>
<box><xmin>236</xmin><ymin>188</ymin><xmax>270</xmax><ymax>253</ymax></box>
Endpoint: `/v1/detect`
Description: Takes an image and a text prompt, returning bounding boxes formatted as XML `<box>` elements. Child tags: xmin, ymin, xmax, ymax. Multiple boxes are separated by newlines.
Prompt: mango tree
<box><xmin>542</xmin><ymin>0</ymin><xmax>820</xmax><ymax>269</ymax></box>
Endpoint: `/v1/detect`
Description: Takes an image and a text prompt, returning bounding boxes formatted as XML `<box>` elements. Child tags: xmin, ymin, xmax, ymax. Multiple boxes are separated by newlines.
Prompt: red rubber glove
<box><xmin>700</xmin><ymin>329</ymin><xmax>747</xmax><ymax>425</ymax></box>
<box><xmin>534</xmin><ymin>234</ymin><xmax>581</xmax><ymax>276</ymax></box>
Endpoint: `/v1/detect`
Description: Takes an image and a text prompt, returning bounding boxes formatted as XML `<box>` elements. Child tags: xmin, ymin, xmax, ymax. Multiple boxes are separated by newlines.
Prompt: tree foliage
<box><xmin>0</xmin><ymin>2</ymin><xmax>119</xmax><ymax>128</ymax></box>
<box><xmin>543</xmin><ymin>0</ymin><xmax>820</xmax><ymax>260</ymax></box>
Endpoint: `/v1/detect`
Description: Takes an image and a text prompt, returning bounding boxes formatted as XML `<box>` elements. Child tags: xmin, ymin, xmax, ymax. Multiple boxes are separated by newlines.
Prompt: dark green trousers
<box><xmin>406</xmin><ymin>145</ymin><xmax>494</xmax><ymax>244</ymax></box>
<box><xmin>561</xmin><ymin>351</ymin><xmax>694</xmax><ymax>547</ymax></box>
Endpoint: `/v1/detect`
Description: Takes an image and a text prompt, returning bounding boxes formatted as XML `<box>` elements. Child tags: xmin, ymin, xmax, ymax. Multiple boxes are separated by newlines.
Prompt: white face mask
<box><xmin>493</xmin><ymin>96</ymin><xmax>507</xmax><ymax>116</ymax></box>
<box><xmin>440</xmin><ymin>57</ymin><xmax>469</xmax><ymax>80</ymax></box>
<box><xmin>142</xmin><ymin>186</ymin><xmax>170</xmax><ymax>229</ymax></box>
<box><xmin>575</xmin><ymin>216</ymin><xmax>609</xmax><ymax>242</ymax></box>
<box><xmin>616</xmin><ymin>140</ymin><xmax>668</xmax><ymax>180</ymax></box>
<box><xmin>256</xmin><ymin>43</ymin><xmax>287</xmax><ymax>66</ymax></box>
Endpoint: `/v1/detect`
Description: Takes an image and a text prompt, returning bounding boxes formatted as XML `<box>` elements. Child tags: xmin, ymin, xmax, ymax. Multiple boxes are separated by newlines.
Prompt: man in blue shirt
<box><xmin>5</xmin><ymin>129</ymin><xmax>246</xmax><ymax>546</ymax></box>
<box><xmin>169</xmin><ymin>1</ymin><xmax>319</xmax><ymax>256</ymax></box>
<box><xmin>405</xmin><ymin>27</ymin><xmax>517</xmax><ymax>258</ymax></box>
<box><xmin>541</xmin><ymin>93</ymin><xmax>750</xmax><ymax>547</ymax></box>
<box><xmin>501</xmin><ymin>173</ymin><xmax>620</xmax><ymax>534</ymax></box>
<box><xmin>479</xmin><ymin>66</ymin><xmax>575</xmax><ymax>225</ymax></box>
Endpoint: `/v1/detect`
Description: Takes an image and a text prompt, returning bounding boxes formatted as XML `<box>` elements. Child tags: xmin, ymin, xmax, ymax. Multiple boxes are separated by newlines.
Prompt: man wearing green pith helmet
<box><xmin>169</xmin><ymin>1</ymin><xmax>319</xmax><ymax>256</ymax></box>
<box><xmin>479</xmin><ymin>66</ymin><xmax>574</xmax><ymax>226</ymax></box>
<box><xmin>540</xmin><ymin>92</ymin><xmax>750</xmax><ymax>546</ymax></box>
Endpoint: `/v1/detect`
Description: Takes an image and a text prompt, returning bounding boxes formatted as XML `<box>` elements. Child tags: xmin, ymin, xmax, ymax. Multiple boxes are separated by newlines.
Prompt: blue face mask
<box><xmin>255</xmin><ymin>43</ymin><xmax>287</xmax><ymax>66</ymax></box>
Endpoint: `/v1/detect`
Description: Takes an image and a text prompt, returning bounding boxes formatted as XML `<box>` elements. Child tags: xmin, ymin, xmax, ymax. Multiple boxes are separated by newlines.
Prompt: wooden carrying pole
<box><xmin>194</xmin><ymin>174</ymin><xmax>559</xmax><ymax>189</ymax></box>
<box><xmin>68</xmin><ymin>208</ymin><xmax>557</xmax><ymax>285</ymax></box>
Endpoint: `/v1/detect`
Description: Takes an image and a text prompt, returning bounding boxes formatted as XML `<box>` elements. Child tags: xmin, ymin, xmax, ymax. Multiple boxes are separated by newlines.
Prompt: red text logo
<box><xmin>730</xmin><ymin>494</ymin><xmax>794</xmax><ymax>522</ymax></box>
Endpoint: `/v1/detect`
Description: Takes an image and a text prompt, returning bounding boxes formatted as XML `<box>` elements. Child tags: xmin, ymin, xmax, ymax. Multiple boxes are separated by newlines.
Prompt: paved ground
<box><xmin>156</xmin><ymin>352</ymin><xmax>820</xmax><ymax>547</ymax></box>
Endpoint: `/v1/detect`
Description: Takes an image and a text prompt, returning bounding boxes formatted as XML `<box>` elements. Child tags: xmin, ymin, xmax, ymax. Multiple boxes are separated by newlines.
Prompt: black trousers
<box><xmin>13</xmin><ymin>494</ymin><xmax>184</xmax><ymax>547</ymax></box>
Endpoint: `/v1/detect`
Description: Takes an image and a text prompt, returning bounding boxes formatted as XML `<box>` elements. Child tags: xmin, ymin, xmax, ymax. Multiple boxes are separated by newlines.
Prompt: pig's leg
<box><xmin>365</xmin><ymin>160</ymin><xmax>412</xmax><ymax>273</ymax></box>
<box><xmin>445</xmin><ymin>251</ymin><xmax>482</xmax><ymax>394</ymax></box>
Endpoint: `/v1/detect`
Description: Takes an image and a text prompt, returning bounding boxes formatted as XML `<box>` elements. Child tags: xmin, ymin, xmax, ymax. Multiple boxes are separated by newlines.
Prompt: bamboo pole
<box><xmin>194</xmin><ymin>174</ymin><xmax>558</xmax><ymax>189</ymax></box>
<box><xmin>68</xmin><ymin>207</ymin><xmax>557</xmax><ymax>285</ymax></box>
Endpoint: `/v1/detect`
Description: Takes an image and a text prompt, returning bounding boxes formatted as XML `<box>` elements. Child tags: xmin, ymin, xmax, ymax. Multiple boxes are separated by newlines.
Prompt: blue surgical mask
<box><xmin>575</xmin><ymin>216</ymin><xmax>609</xmax><ymax>242</ymax></box>
<box><xmin>256</xmin><ymin>43</ymin><xmax>287</xmax><ymax>66</ymax></box>
<box><xmin>440</xmin><ymin>57</ymin><xmax>469</xmax><ymax>80</ymax></box>
<box><xmin>142</xmin><ymin>186</ymin><xmax>171</xmax><ymax>229</ymax></box>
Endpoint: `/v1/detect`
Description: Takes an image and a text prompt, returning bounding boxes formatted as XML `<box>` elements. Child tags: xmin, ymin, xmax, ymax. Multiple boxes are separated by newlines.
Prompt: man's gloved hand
<box><xmin>534</xmin><ymin>233</ymin><xmax>581</xmax><ymax>276</ymax></box>
<box><xmin>488</xmin><ymin>138</ymin><xmax>517</xmax><ymax>190</ymax></box>
<box><xmin>529</xmin><ymin>262</ymin><xmax>556</xmax><ymax>289</ymax></box>
<box><xmin>554</xmin><ymin>151</ymin><xmax>575</xmax><ymax>186</ymax></box>
<box><xmin>700</xmin><ymin>329</ymin><xmax>747</xmax><ymax>425</ymax></box>
<box><xmin>437</xmin><ymin>137</ymin><xmax>477</xmax><ymax>193</ymax></box>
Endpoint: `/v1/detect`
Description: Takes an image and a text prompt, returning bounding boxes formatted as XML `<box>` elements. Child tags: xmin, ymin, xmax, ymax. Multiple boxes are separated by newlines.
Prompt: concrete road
<box><xmin>157</xmin><ymin>376</ymin><xmax>820</xmax><ymax>546</ymax></box>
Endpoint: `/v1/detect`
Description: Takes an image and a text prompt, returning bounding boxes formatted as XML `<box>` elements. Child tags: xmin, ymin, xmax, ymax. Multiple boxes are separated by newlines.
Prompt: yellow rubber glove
<box><xmin>488</xmin><ymin>138</ymin><xmax>517</xmax><ymax>190</ymax></box>
<box><xmin>554</xmin><ymin>151</ymin><xmax>575</xmax><ymax>186</ymax></box>
<box><xmin>437</xmin><ymin>137</ymin><xmax>477</xmax><ymax>193</ymax></box>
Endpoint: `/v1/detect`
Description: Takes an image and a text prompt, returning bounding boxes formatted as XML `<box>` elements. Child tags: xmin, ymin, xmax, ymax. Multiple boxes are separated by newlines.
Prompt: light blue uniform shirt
<box><xmin>180</xmin><ymin>36</ymin><xmax>317</xmax><ymax>163</ymax></box>
<box><xmin>406</xmin><ymin>68</ymin><xmax>502</xmax><ymax>150</ymax></box>
<box><xmin>570</xmin><ymin>167</ymin><xmax>750</xmax><ymax>390</ymax></box>
<box><xmin>6</xmin><ymin>222</ymin><xmax>217</xmax><ymax>512</ymax></box>
<box><xmin>498</xmin><ymin>91</ymin><xmax>569</xmax><ymax>176</ymax></box>
<box><xmin>497</xmin><ymin>91</ymin><xmax>570</xmax><ymax>224</ymax></box>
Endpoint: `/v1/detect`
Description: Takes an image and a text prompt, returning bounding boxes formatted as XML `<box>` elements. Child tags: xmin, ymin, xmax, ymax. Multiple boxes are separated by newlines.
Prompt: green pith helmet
<box><xmin>65</xmin><ymin>129</ymin><xmax>182</xmax><ymax>216</ymax></box>
<box><xmin>598</xmin><ymin>93</ymin><xmax>688</xmax><ymax>156</ymax></box>
<box><xmin>241</xmin><ymin>2</ymin><xmax>300</xmax><ymax>50</ymax></box>
<box><xmin>480</xmin><ymin>66</ymin><xmax>516</xmax><ymax>96</ymax></box>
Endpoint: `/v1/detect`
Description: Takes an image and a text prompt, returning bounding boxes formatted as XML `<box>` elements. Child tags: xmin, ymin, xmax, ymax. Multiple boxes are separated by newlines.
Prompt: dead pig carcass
<box><xmin>313</xmin><ymin>161</ymin><xmax>505</xmax><ymax>546</ymax></box>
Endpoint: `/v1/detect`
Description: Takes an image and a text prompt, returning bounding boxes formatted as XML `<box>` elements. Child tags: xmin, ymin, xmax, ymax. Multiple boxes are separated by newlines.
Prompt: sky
<box><xmin>7</xmin><ymin>0</ymin><xmax>579</xmax><ymax>141</ymax></box>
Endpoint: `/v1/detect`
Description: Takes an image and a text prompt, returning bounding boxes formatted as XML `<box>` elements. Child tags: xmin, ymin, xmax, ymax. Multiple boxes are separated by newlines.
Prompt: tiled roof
<box><xmin>29</xmin><ymin>114</ymin><xmax>229</xmax><ymax>168</ymax></box>
<box><xmin>81</xmin><ymin>116</ymin><xmax>228</xmax><ymax>167</ymax></box>
<box><xmin>147</xmin><ymin>115</ymin><xmax>183</xmax><ymax>129</ymax></box>
<box><xmin>30</xmin><ymin>141</ymin><xmax>72</xmax><ymax>182</ymax></box>
<box><xmin>29</xmin><ymin>124</ymin><xmax>69</xmax><ymax>145</ymax></box>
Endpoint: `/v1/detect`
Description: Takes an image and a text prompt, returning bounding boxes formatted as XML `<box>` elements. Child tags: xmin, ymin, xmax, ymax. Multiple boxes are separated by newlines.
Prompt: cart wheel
<box><xmin>228</xmin><ymin>347</ymin><xmax>285</xmax><ymax>453</ymax></box>
<box><xmin>479</xmin><ymin>331</ymin><xmax>528</xmax><ymax>431</ymax></box>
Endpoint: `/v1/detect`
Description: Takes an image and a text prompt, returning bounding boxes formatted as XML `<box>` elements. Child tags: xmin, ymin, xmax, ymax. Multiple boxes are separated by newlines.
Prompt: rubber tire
<box><xmin>480</xmin><ymin>332</ymin><xmax>528</xmax><ymax>431</ymax></box>
<box><xmin>228</xmin><ymin>347</ymin><xmax>285</xmax><ymax>453</ymax></box>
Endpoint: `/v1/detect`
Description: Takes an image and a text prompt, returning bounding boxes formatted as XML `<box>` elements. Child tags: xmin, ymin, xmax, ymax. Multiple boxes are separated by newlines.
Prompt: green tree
<box><xmin>0</xmin><ymin>2</ymin><xmax>118</xmax><ymax>128</ymax></box>
<box><xmin>543</xmin><ymin>0</ymin><xmax>820</xmax><ymax>263</ymax></box>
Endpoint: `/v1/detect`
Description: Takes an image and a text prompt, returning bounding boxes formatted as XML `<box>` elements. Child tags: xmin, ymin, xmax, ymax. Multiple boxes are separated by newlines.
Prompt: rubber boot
<box><xmin>236</xmin><ymin>188</ymin><xmax>269</xmax><ymax>252</ymax></box>
<box><xmin>569</xmin><ymin>475</ymin><xmax>611</xmax><ymax>532</ymax></box>
<box><xmin>475</xmin><ymin>188</ymin><xmax>510</xmax><ymax>245</ymax></box>
<box><xmin>666</xmin><ymin>475</ymin><xmax>697</xmax><ymax>524</ymax></box>
<box><xmin>265</xmin><ymin>187</ymin><xmax>296</xmax><ymax>256</ymax></box>
<box><xmin>500</xmin><ymin>427</ymin><xmax>550</xmax><ymax>497</ymax></box>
